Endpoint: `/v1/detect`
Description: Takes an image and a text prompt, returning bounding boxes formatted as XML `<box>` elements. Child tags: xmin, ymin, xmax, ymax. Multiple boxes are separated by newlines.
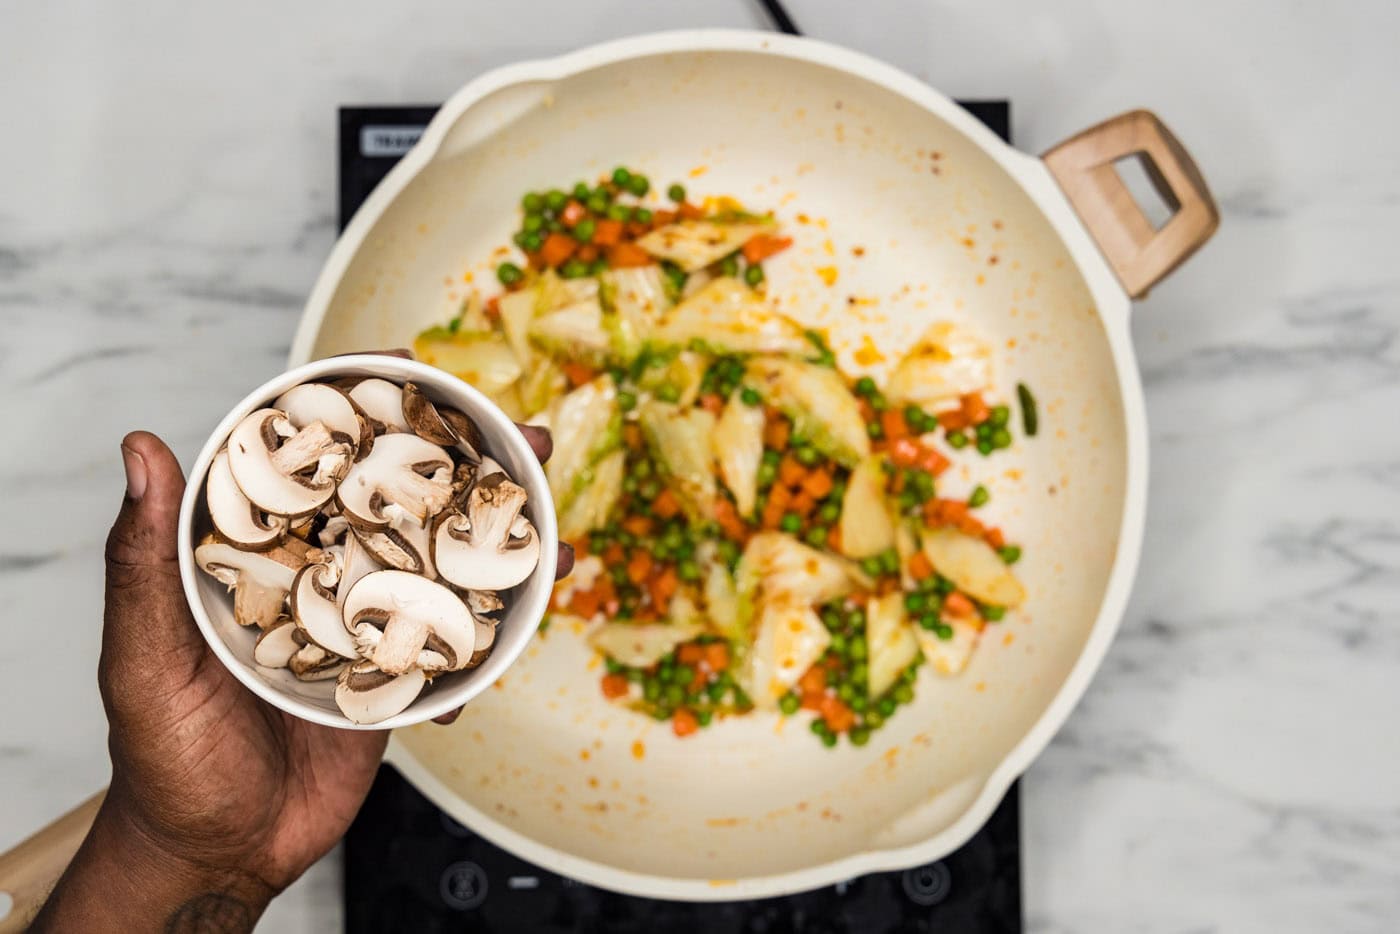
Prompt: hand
<box><xmin>32</xmin><ymin>427</ymin><xmax>571</xmax><ymax>932</ymax></box>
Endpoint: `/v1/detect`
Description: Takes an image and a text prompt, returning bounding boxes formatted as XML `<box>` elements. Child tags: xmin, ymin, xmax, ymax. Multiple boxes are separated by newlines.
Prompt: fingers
<box><xmin>556</xmin><ymin>542</ymin><xmax>575</xmax><ymax>579</ymax></box>
<box><xmin>433</xmin><ymin>707</ymin><xmax>463</xmax><ymax>726</ymax></box>
<box><xmin>515</xmin><ymin>423</ymin><xmax>553</xmax><ymax>464</ymax></box>
<box><xmin>102</xmin><ymin>433</ymin><xmax>204</xmax><ymax>679</ymax></box>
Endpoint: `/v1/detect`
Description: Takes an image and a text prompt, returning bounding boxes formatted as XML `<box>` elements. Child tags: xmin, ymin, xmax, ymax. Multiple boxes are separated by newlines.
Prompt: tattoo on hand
<box><xmin>165</xmin><ymin>893</ymin><xmax>255</xmax><ymax>934</ymax></box>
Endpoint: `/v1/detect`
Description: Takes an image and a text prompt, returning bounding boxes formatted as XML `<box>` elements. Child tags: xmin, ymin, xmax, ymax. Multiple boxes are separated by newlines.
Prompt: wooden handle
<box><xmin>0</xmin><ymin>791</ymin><xmax>105</xmax><ymax>933</ymax></box>
<box><xmin>1043</xmin><ymin>109</ymin><xmax>1219</xmax><ymax>298</ymax></box>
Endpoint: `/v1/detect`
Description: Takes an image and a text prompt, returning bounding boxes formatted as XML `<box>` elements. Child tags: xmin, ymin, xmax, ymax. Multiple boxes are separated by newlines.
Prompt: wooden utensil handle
<box><xmin>1044</xmin><ymin>109</ymin><xmax>1219</xmax><ymax>298</ymax></box>
<box><xmin>0</xmin><ymin>790</ymin><xmax>105</xmax><ymax>934</ymax></box>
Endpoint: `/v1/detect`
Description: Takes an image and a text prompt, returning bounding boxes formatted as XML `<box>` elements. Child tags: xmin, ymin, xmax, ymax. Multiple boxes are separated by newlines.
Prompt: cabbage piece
<box><xmin>589</xmin><ymin>620</ymin><xmax>703</xmax><ymax>668</ymax></box>
<box><xmin>636</xmin><ymin>221</ymin><xmax>770</xmax><ymax>273</ymax></box>
<box><xmin>637</xmin><ymin>351</ymin><xmax>707</xmax><ymax>409</ymax></box>
<box><xmin>489</xmin><ymin>383</ymin><xmax>527</xmax><ymax>421</ymax></box>
<box><xmin>743</xmin><ymin>356</ymin><xmax>870</xmax><ymax>466</ymax></box>
<box><xmin>894</xmin><ymin>518</ymin><xmax>921</xmax><ymax>590</ymax></box>
<box><xmin>497</xmin><ymin>287</ymin><xmax>538</xmax><ymax>363</ymax></box>
<box><xmin>866</xmin><ymin>591</ymin><xmax>920</xmax><ymax>698</ymax></box>
<box><xmin>601</xmin><ymin>266</ymin><xmax>672</xmax><ymax>361</ymax></box>
<box><xmin>742</xmin><ymin>599</ymin><xmax>830</xmax><ymax>710</ymax></box>
<box><xmin>917</xmin><ymin>619</ymin><xmax>981</xmax><ymax>676</ymax></box>
<box><xmin>653</xmin><ymin>277</ymin><xmax>809</xmax><ymax>355</ymax></box>
<box><xmin>529</xmin><ymin>298</ymin><xmax>611</xmax><ymax>365</ymax></box>
<box><xmin>920</xmin><ymin>527</ymin><xmax>1026</xmax><ymax>607</ymax></box>
<box><xmin>516</xmin><ymin>356</ymin><xmax>567</xmax><ymax>418</ymax></box>
<box><xmin>637</xmin><ymin>401</ymin><xmax>717</xmax><ymax>521</ymax></box>
<box><xmin>413</xmin><ymin>330</ymin><xmax>523</xmax><ymax>399</ymax></box>
<box><xmin>701</xmin><ymin>546</ymin><xmax>742</xmax><ymax>643</ymax></box>
<box><xmin>838</xmin><ymin>455</ymin><xmax>895</xmax><ymax>558</ymax></box>
<box><xmin>713</xmin><ymin>392</ymin><xmax>766</xmax><ymax>517</ymax></box>
<box><xmin>546</xmin><ymin>377</ymin><xmax>620</xmax><ymax>510</ymax></box>
<box><xmin>734</xmin><ymin>532</ymin><xmax>860</xmax><ymax>627</ymax></box>
<box><xmin>885</xmin><ymin>321</ymin><xmax>993</xmax><ymax>412</ymax></box>
<box><xmin>557</xmin><ymin>447</ymin><xmax>625</xmax><ymax>540</ymax></box>
<box><xmin>535</xmin><ymin>269</ymin><xmax>599</xmax><ymax>314</ymax></box>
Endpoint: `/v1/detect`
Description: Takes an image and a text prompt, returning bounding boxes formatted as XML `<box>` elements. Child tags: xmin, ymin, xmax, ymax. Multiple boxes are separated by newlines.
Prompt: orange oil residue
<box><xmin>631</xmin><ymin>740</ymin><xmax>646</xmax><ymax>760</ymax></box>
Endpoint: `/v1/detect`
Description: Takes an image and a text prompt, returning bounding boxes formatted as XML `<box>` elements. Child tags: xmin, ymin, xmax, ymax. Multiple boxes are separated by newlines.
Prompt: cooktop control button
<box><xmin>901</xmin><ymin>861</ymin><xmax>952</xmax><ymax>906</ymax></box>
<box><xmin>439</xmin><ymin>860</ymin><xmax>489</xmax><ymax>910</ymax></box>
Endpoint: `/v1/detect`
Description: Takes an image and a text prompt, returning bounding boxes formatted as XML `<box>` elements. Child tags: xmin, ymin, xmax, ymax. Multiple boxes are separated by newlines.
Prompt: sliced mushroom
<box><xmin>461</xmin><ymin>589</ymin><xmax>503</xmax><ymax>670</ymax></box>
<box><xmin>432</xmin><ymin>473</ymin><xmax>541</xmax><ymax>591</ymax></box>
<box><xmin>349</xmin><ymin>378</ymin><xmax>412</xmax><ymax>434</ymax></box>
<box><xmin>206</xmin><ymin>448</ymin><xmax>287</xmax><ymax>550</ymax></box>
<box><xmin>274</xmin><ymin>382</ymin><xmax>373</xmax><ymax>459</ymax></box>
<box><xmin>402</xmin><ymin>382</ymin><xmax>484</xmax><ymax>461</ymax></box>
<box><xmin>336</xmin><ymin>432</ymin><xmax>454</xmax><ymax>530</ymax></box>
<box><xmin>195</xmin><ymin>535</ymin><xmax>312</xmax><ymax>629</ymax></box>
<box><xmin>353</xmin><ymin>504</ymin><xmax>436</xmax><ymax>578</ymax></box>
<box><xmin>289</xmin><ymin>554</ymin><xmax>359</xmax><ymax>659</ymax></box>
<box><xmin>336</xmin><ymin>532</ymin><xmax>383</xmax><ymax>612</ymax></box>
<box><xmin>253</xmin><ymin>619</ymin><xmax>302</xmax><ymax>668</ymax></box>
<box><xmin>318</xmin><ymin>513</ymin><xmax>351</xmax><ymax>547</ymax></box>
<box><xmin>288</xmin><ymin>642</ymin><xmax>346</xmax><ymax>681</ymax></box>
<box><xmin>335</xmin><ymin>661</ymin><xmax>427</xmax><ymax>724</ymax></box>
<box><xmin>227</xmin><ymin>409</ymin><xmax>352</xmax><ymax>517</ymax></box>
<box><xmin>342</xmin><ymin>570</ymin><xmax>476</xmax><ymax>674</ymax></box>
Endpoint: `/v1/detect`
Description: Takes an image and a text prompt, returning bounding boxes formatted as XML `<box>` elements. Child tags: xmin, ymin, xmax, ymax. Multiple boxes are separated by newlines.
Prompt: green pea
<box><xmin>933</xmin><ymin>575</ymin><xmax>955</xmax><ymax>596</ymax></box>
<box><xmin>904</xmin><ymin>592</ymin><xmax>927</xmax><ymax>614</ymax></box>
<box><xmin>845</xmin><ymin>607</ymin><xmax>867</xmax><ymax>629</ymax></box>
<box><xmin>589</xmin><ymin>258</ymin><xmax>608</xmax><ymax>276</ymax></box>
<box><xmin>667</xmin><ymin>182</ymin><xmax>686</xmax><ymax>202</ymax></box>
<box><xmin>849</xmin><ymin>637</ymin><xmax>868</xmax><ymax>661</ymax></box>
<box><xmin>757</xmin><ymin>462</ymin><xmax>777</xmax><ymax>487</ymax></box>
<box><xmin>854</xmin><ymin>376</ymin><xmax>877</xmax><ymax>396</ymax></box>
<box><xmin>989</xmin><ymin>405</ymin><xmax>1010</xmax><ymax>428</ymax></box>
<box><xmin>935</xmin><ymin>623</ymin><xmax>954</xmax><ymax>640</ymax></box>
<box><xmin>821</xmin><ymin>731</ymin><xmax>838</xmax><ymax>748</ymax></box>
<box><xmin>977</xmin><ymin>439</ymin><xmax>994</xmax><ymax>456</ymax></box>
<box><xmin>798</xmin><ymin>446</ymin><xmax>823</xmax><ymax>467</ymax></box>
<box><xmin>851</xmin><ymin>662</ymin><xmax>868</xmax><ymax>685</ymax></box>
<box><xmin>815</xmin><ymin>503</ymin><xmax>839</xmax><ymax>525</ymax></box>
<box><xmin>696</xmin><ymin>709</ymin><xmax>714</xmax><ymax>727</ymax></box>
<box><xmin>626</xmin><ymin>667</ymin><xmax>646</xmax><ymax>683</ymax></box>
<box><xmin>947</xmin><ymin>430</ymin><xmax>969</xmax><ymax>449</ymax></box>
<box><xmin>744</xmin><ymin>263</ymin><xmax>765</xmax><ymax>286</ymax></box>
<box><xmin>643</xmin><ymin>678</ymin><xmax>661</xmax><ymax>701</ymax></box>
<box><xmin>606</xmin><ymin>203</ymin><xmax>630</xmax><ymax>222</ymax></box>
<box><xmin>977</xmin><ymin>422</ymin><xmax>994</xmax><ymax>441</ymax></box>
<box><xmin>918</xmin><ymin>612</ymin><xmax>940</xmax><ymax>631</ymax></box>
<box><xmin>864</xmin><ymin>710</ymin><xmax>885</xmax><ymax>729</ymax></box>
<box><xmin>821</xmin><ymin>607</ymin><xmax>842</xmax><ymax>630</ymax></box>
<box><xmin>717</xmin><ymin>539</ymin><xmax>740</xmax><ymax>567</ymax></box>
<box><xmin>572</xmin><ymin>181</ymin><xmax>591</xmax><ymax>200</ymax></box>
<box><xmin>675</xmin><ymin>540</ymin><xmax>696</xmax><ymax>560</ymax></box>
<box><xmin>545</xmin><ymin>189</ymin><xmax>568</xmax><ymax>211</ymax></box>
<box><xmin>810</xmin><ymin>718</ymin><xmax>830</xmax><ymax>737</ymax></box>
<box><xmin>656</xmin><ymin>383</ymin><xmax>680</xmax><ymax>403</ymax></box>
<box><xmin>522</xmin><ymin>214</ymin><xmax>544</xmax><ymax>234</ymax></box>
<box><xmin>969</xmin><ymin>485</ymin><xmax>990</xmax><ymax>508</ymax></box>
<box><xmin>761</xmin><ymin>449</ymin><xmax>782</xmax><ymax>466</ymax></box>
<box><xmin>898</xmin><ymin>489</ymin><xmax>919</xmax><ymax>511</ymax></box>
<box><xmin>521</xmin><ymin>232</ymin><xmax>543</xmax><ymax>252</ymax></box>
<box><xmin>837</xmin><ymin>682</ymin><xmax>856</xmax><ymax>702</ymax></box>
<box><xmin>829</xmin><ymin>632</ymin><xmax>848</xmax><ymax>655</ymax></box>
<box><xmin>664</xmin><ymin>684</ymin><xmax>686</xmax><ymax>706</ymax></box>
<box><xmin>560</xmin><ymin>258</ymin><xmax>588</xmax><ymax>279</ymax></box>
<box><xmin>669</xmin><ymin>665</ymin><xmax>692</xmax><ymax>685</ymax></box>
<box><xmin>617</xmin><ymin>391</ymin><xmax>637</xmax><ymax>412</ymax></box>
<box><xmin>880</xmin><ymin>549</ymin><xmax>900</xmax><ymax>575</ymax></box>
<box><xmin>860</xmin><ymin>556</ymin><xmax>883</xmax><ymax>577</ymax></box>
<box><xmin>849</xmin><ymin>694</ymin><xmax>868</xmax><ymax>713</ymax></box>
<box><xmin>849</xmin><ymin>726</ymin><xmax>871</xmax><ymax>747</ymax></box>
<box><xmin>869</xmin><ymin>393</ymin><xmax>888</xmax><ymax>412</ymax></box>
<box><xmin>982</xmin><ymin>604</ymin><xmax>1006</xmax><ymax>622</ymax></box>
<box><xmin>627</xmin><ymin>174</ymin><xmax>650</xmax><ymax>197</ymax></box>
<box><xmin>999</xmin><ymin>545</ymin><xmax>1021</xmax><ymax>565</ymax></box>
<box><xmin>903</xmin><ymin>405</ymin><xmax>925</xmax><ymax>429</ymax></box>
<box><xmin>991</xmin><ymin>428</ymin><xmax>1012</xmax><ymax>449</ymax></box>
<box><xmin>634</xmin><ymin>207</ymin><xmax>653</xmax><ymax>224</ymax></box>
<box><xmin>651</xmin><ymin>707</ymin><xmax>672</xmax><ymax>721</ymax></box>
<box><xmin>804</xmin><ymin>526</ymin><xmax>828</xmax><ymax>548</ymax></box>
<box><xmin>877</xmin><ymin>697</ymin><xmax>896</xmax><ymax>717</ymax></box>
<box><xmin>779</xmin><ymin>693</ymin><xmax>801</xmax><ymax>715</ymax></box>
<box><xmin>496</xmin><ymin>262</ymin><xmax>523</xmax><ymax>286</ymax></box>
<box><xmin>912</xmin><ymin>472</ymin><xmax>936</xmax><ymax>498</ymax></box>
<box><xmin>586</xmin><ymin>192</ymin><xmax>610</xmax><ymax>214</ymax></box>
<box><xmin>678</xmin><ymin>559</ymin><xmax>700</xmax><ymax>582</ymax></box>
<box><xmin>779</xmin><ymin>513</ymin><xmax>802</xmax><ymax>534</ymax></box>
<box><xmin>867</xmin><ymin>422</ymin><xmax>884</xmax><ymax>440</ymax></box>
<box><xmin>573</xmin><ymin>217</ymin><xmax>597</xmax><ymax>243</ymax></box>
<box><xmin>611</xmin><ymin>166</ymin><xmax>632</xmax><ymax>186</ymax></box>
<box><xmin>892</xmin><ymin>683</ymin><xmax>914</xmax><ymax>705</ymax></box>
<box><xmin>522</xmin><ymin>191</ymin><xmax>543</xmax><ymax>212</ymax></box>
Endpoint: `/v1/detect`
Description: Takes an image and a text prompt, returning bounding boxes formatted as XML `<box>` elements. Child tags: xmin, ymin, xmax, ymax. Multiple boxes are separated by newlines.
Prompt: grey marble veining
<box><xmin>3</xmin><ymin>1</ymin><xmax>1397</xmax><ymax>931</ymax></box>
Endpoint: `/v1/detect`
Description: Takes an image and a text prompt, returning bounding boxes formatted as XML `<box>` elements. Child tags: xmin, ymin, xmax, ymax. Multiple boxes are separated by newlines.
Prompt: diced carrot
<box><xmin>593</xmin><ymin>218</ymin><xmax>624</xmax><ymax>246</ymax></box>
<box><xmin>570</xmin><ymin>588</ymin><xmax>601</xmax><ymax>618</ymax></box>
<box><xmin>799</xmin><ymin>666</ymin><xmax>828</xmax><ymax>694</ymax></box>
<box><xmin>704</xmin><ymin>642</ymin><xmax>730</xmax><ymax>672</ymax></box>
<box><xmin>678</xmin><ymin>201</ymin><xmax>705</xmax><ymax>220</ymax></box>
<box><xmin>622</xmin><ymin>515</ymin><xmax>654</xmax><ymax>537</ymax></box>
<box><xmin>601</xmin><ymin>673</ymin><xmax>631</xmax><ymax>699</ymax></box>
<box><xmin>607</xmin><ymin>242</ymin><xmax>653</xmax><ymax>268</ymax></box>
<box><xmin>889</xmin><ymin>471</ymin><xmax>906</xmax><ymax>494</ymax></box>
<box><xmin>761</xmin><ymin>499</ymin><xmax>786</xmax><ymax>530</ymax></box>
<box><xmin>819</xmin><ymin>695</ymin><xmax>856</xmax><ymax>733</ymax></box>
<box><xmin>560</xmin><ymin>200</ymin><xmax>587</xmax><ymax>226</ymax></box>
<box><xmin>714</xmin><ymin>497</ymin><xmax>748</xmax><ymax>540</ymax></box>
<box><xmin>790</xmin><ymin>491</ymin><xmax>817</xmax><ymax>517</ymax></box>
<box><xmin>961</xmin><ymin>392</ymin><xmax>990</xmax><ymax>425</ymax></box>
<box><xmin>985</xmin><ymin>527</ymin><xmax>1006</xmax><ymax>549</ymax></box>
<box><xmin>688</xmin><ymin>669</ymin><xmax>708</xmax><ymax>693</ymax></box>
<box><xmin>882</xmin><ymin>408</ymin><xmax>910</xmax><ymax>441</ymax></box>
<box><xmin>561</xmin><ymin>361</ymin><xmax>596</xmax><ymax>388</ymax></box>
<box><xmin>768</xmin><ymin>483</ymin><xmax>792</xmax><ymax>510</ymax></box>
<box><xmin>672</xmin><ymin>708</ymin><xmax>700</xmax><ymax>737</ymax></box>
<box><xmin>649</xmin><ymin>567</ymin><xmax>679</xmax><ymax>607</ymax></box>
<box><xmin>525</xmin><ymin>251</ymin><xmax>545</xmax><ymax>270</ymax></box>
<box><xmin>908</xmin><ymin>551</ymin><xmax>934</xmax><ymax>580</ymax></box>
<box><xmin>677</xmin><ymin>643</ymin><xmax>705</xmax><ymax>666</ymax></box>
<box><xmin>576</xmin><ymin>244</ymin><xmax>599</xmax><ymax>264</ymax></box>
<box><xmin>763</xmin><ymin>417</ymin><xmax>791</xmax><ymax>450</ymax></box>
<box><xmin>603</xmin><ymin>543</ymin><xmax>626</xmax><ymax>566</ymax></box>
<box><xmin>937</xmin><ymin>410</ymin><xmax>969</xmax><ymax>430</ymax></box>
<box><xmin>627</xmin><ymin>551</ymin><xmax>653</xmax><ymax>584</ymax></box>
<box><xmin>859</xmin><ymin>398</ymin><xmax>877</xmax><ymax>424</ymax></box>
<box><xmin>944</xmin><ymin>591</ymin><xmax>976</xmax><ymax>618</ymax></box>
<box><xmin>826</xmin><ymin>526</ymin><xmax>843</xmax><ymax>551</ymax></box>
<box><xmin>957</xmin><ymin>515</ymin><xmax>986</xmax><ymax>537</ymax></box>
<box><xmin>484</xmin><ymin>295</ymin><xmax>502</xmax><ymax>319</ymax></box>
<box><xmin>698</xmin><ymin>393</ymin><xmax>724</xmax><ymax>416</ymax></box>
<box><xmin>652</xmin><ymin>488</ymin><xmax>682</xmax><ymax>520</ymax></box>
<box><xmin>741</xmin><ymin>234</ymin><xmax>794</xmax><ymax>264</ymax></box>
<box><xmin>889</xmin><ymin>437</ymin><xmax>920</xmax><ymax>467</ymax></box>
<box><xmin>652</xmin><ymin>209</ymin><xmax>677</xmax><ymax>226</ymax></box>
<box><xmin>570</xmin><ymin>536</ymin><xmax>590</xmax><ymax>559</ymax></box>
<box><xmin>778</xmin><ymin>456</ymin><xmax>805</xmax><ymax>488</ymax></box>
<box><xmin>623</xmin><ymin>423</ymin><xmax>644</xmax><ymax>449</ymax></box>
<box><xmin>800</xmin><ymin>690</ymin><xmax>825</xmax><ymax>711</ymax></box>
<box><xmin>540</xmin><ymin>232</ymin><xmax>578</xmax><ymax>267</ymax></box>
<box><xmin>916</xmin><ymin>445</ymin><xmax>950</xmax><ymax>475</ymax></box>
<box><xmin>800</xmin><ymin>468</ymin><xmax>833</xmax><ymax>500</ymax></box>
<box><xmin>625</xmin><ymin>220</ymin><xmax>650</xmax><ymax>238</ymax></box>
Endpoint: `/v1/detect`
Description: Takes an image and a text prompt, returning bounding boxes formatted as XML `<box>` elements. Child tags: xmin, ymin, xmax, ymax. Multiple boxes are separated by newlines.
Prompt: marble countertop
<box><xmin>3</xmin><ymin>1</ymin><xmax>1396</xmax><ymax>930</ymax></box>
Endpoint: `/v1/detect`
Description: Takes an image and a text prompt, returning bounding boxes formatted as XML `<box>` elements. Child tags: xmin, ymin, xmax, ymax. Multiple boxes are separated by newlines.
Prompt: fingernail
<box><xmin>121</xmin><ymin>445</ymin><xmax>148</xmax><ymax>501</ymax></box>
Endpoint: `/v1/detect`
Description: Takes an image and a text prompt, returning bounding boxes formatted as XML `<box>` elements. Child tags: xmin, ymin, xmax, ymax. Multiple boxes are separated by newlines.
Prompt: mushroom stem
<box><xmin>270</xmin><ymin>421</ymin><xmax>343</xmax><ymax>475</ymax></box>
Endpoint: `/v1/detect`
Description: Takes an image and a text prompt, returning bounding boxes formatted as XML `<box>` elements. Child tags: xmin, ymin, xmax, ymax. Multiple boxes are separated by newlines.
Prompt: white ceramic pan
<box><xmin>0</xmin><ymin>30</ymin><xmax>1217</xmax><ymax>921</ymax></box>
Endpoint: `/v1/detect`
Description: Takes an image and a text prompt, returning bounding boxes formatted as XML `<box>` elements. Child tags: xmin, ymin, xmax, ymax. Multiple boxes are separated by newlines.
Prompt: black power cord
<box><xmin>758</xmin><ymin>0</ymin><xmax>801</xmax><ymax>35</ymax></box>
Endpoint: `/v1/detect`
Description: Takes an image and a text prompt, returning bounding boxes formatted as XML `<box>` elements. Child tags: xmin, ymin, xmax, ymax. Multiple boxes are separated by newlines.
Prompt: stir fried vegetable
<box><xmin>417</xmin><ymin>165</ymin><xmax>1037</xmax><ymax>744</ymax></box>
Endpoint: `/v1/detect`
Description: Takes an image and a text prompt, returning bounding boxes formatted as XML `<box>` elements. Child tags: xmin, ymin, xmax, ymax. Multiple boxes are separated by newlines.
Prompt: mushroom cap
<box><xmin>289</xmin><ymin>556</ymin><xmax>359</xmax><ymax>659</ymax></box>
<box><xmin>288</xmin><ymin>642</ymin><xmax>346</xmax><ymax>681</ymax></box>
<box><xmin>432</xmin><ymin>473</ymin><xmax>541</xmax><ymax>592</ymax></box>
<box><xmin>195</xmin><ymin>537</ymin><xmax>310</xmax><ymax>629</ymax></box>
<box><xmin>402</xmin><ymin>381</ymin><xmax>484</xmax><ymax>461</ymax></box>
<box><xmin>273</xmin><ymin>382</ymin><xmax>370</xmax><ymax>458</ymax></box>
<box><xmin>334</xmin><ymin>661</ymin><xmax>427</xmax><ymax>724</ymax></box>
<box><xmin>227</xmin><ymin>409</ymin><xmax>351</xmax><ymax>517</ymax></box>
<box><xmin>353</xmin><ymin>504</ymin><xmax>436</xmax><ymax>578</ymax></box>
<box><xmin>335</xmin><ymin>432</ymin><xmax>454</xmax><ymax>530</ymax></box>
<box><xmin>342</xmin><ymin>570</ymin><xmax>477</xmax><ymax>673</ymax></box>
<box><xmin>253</xmin><ymin>620</ymin><xmax>302</xmax><ymax>668</ymax></box>
<box><xmin>349</xmin><ymin>378</ymin><xmax>412</xmax><ymax>434</ymax></box>
<box><xmin>206</xmin><ymin>448</ymin><xmax>287</xmax><ymax>550</ymax></box>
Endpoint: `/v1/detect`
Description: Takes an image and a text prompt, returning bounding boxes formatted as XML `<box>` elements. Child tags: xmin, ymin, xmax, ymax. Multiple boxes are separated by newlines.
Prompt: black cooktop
<box><xmin>340</xmin><ymin>99</ymin><xmax>1020</xmax><ymax>934</ymax></box>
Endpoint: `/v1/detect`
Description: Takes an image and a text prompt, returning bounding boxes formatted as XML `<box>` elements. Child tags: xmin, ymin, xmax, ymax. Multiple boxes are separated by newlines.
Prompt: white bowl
<box><xmin>176</xmin><ymin>354</ymin><xmax>559</xmax><ymax>730</ymax></box>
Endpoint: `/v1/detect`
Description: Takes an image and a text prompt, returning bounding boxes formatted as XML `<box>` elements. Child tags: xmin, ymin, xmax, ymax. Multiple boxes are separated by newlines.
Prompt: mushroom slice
<box><xmin>402</xmin><ymin>382</ymin><xmax>484</xmax><ymax>461</ymax></box>
<box><xmin>342</xmin><ymin>570</ymin><xmax>477</xmax><ymax>674</ymax></box>
<box><xmin>227</xmin><ymin>409</ymin><xmax>352</xmax><ymax>517</ymax></box>
<box><xmin>318</xmin><ymin>513</ymin><xmax>351</xmax><ymax>547</ymax></box>
<box><xmin>336</xmin><ymin>432</ymin><xmax>454</xmax><ymax>530</ymax></box>
<box><xmin>273</xmin><ymin>382</ymin><xmax>371</xmax><ymax>458</ymax></box>
<box><xmin>349</xmin><ymin>378</ymin><xmax>413</xmax><ymax>434</ymax></box>
<box><xmin>206</xmin><ymin>448</ymin><xmax>287</xmax><ymax>550</ymax></box>
<box><xmin>290</xmin><ymin>554</ymin><xmax>359</xmax><ymax>659</ymax></box>
<box><xmin>432</xmin><ymin>473</ymin><xmax>541</xmax><ymax>591</ymax></box>
<box><xmin>335</xmin><ymin>661</ymin><xmax>427</xmax><ymax>725</ymax></box>
<box><xmin>353</xmin><ymin>505</ymin><xmax>436</xmax><ymax>578</ymax></box>
<box><xmin>288</xmin><ymin>642</ymin><xmax>346</xmax><ymax>681</ymax></box>
<box><xmin>461</xmin><ymin>589</ymin><xmax>503</xmax><ymax>670</ymax></box>
<box><xmin>336</xmin><ymin>533</ymin><xmax>383</xmax><ymax>612</ymax></box>
<box><xmin>253</xmin><ymin>620</ymin><xmax>301</xmax><ymax>668</ymax></box>
<box><xmin>195</xmin><ymin>535</ymin><xmax>312</xmax><ymax>629</ymax></box>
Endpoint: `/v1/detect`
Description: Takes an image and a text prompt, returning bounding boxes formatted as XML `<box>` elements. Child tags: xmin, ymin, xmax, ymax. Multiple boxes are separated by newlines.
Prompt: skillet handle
<box><xmin>1043</xmin><ymin>109</ymin><xmax>1219</xmax><ymax>299</ymax></box>
<box><xmin>0</xmin><ymin>790</ymin><xmax>105</xmax><ymax>933</ymax></box>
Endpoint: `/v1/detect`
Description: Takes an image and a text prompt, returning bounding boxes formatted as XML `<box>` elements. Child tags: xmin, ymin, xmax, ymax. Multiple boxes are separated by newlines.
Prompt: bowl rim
<box><xmin>176</xmin><ymin>354</ymin><xmax>560</xmax><ymax>731</ymax></box>
<box><xmin>291</xmin><ymin>29</ymin><xmax>1147</xmax><ymax>898</ymax></box>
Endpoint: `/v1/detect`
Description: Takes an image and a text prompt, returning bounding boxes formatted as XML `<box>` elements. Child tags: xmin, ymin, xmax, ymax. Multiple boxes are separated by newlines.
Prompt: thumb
<box><xmin>103</xmin><ymin>431</ymin><xmax>204</xmax><ymax>669</ymax></box>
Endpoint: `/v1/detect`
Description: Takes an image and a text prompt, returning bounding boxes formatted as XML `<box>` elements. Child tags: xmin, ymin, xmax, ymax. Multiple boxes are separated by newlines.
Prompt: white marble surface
<box><xmin>2</xmin><ymin>1</ymin><xmax>1397</xmax><ymax>930</ymax></box>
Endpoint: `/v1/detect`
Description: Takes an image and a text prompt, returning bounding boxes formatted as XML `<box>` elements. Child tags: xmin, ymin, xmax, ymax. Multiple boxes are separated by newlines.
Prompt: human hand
<box><xmin>32</xmin><ymin>425</ymin><xmax>570</xmax><ymax>932</ymax></box>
